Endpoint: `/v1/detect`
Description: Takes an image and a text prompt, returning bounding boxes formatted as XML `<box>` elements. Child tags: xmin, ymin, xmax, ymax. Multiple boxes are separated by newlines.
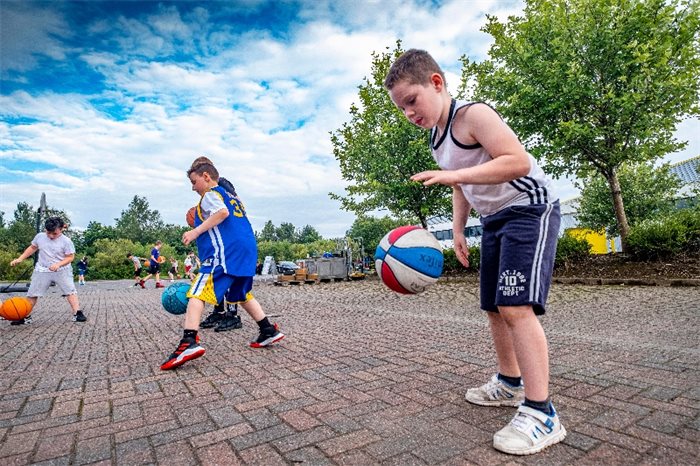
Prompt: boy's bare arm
<box><xmin>49</xmin><ymin>253</ymin><xmax>74</xmax><ymax>271</ymax></box>
<box><xmin>454</xmin><ymin>104</ymin><xmax>530</xmax><ymax>183</ymax></box>
<box><xmin>182</xmin><ymin>208</ymin><xmax>228</xmax><ymax>245</ymax></box>
<box><xmin>412</xmin><ymin>104</ymin><xmax>531</xmax><ymax>187</ymax></box>
<box><xmin>452</xmin><ymin>188</ymin><xmax>471</xmax><ymax>268</ymax></box>
<box><xmin>10</xmin><ymin>244</ymin><xmax>39</xmax><ymax>266</ymax></box>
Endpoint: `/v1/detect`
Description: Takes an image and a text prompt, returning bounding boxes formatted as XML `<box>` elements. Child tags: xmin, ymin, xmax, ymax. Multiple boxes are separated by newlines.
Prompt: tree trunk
<box><xmin>607</xmin><ymin>172</ymin><xmax>630</xmax><ymax>252</ymax></box>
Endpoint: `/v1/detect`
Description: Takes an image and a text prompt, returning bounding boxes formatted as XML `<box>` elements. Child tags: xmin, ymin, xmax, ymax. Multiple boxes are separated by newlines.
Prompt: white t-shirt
<box><xmin>31</xmin><ymin>232</ymin><xmax>76</xmax><ymax>272</ymax></box>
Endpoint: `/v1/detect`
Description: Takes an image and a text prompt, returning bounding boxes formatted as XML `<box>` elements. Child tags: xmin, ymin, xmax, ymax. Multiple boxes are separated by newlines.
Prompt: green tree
<box><xmin>276</xmin><ymin>222</ymin><xmax>297</xmax><ymax>243</ymax></box>
<box><xmin>12</xmin><ymin>202</ymin><xmax>35</xmax><ymax>226</ymax></box>
<box><xmin>258</xmin><ymin>220</ymin><xmax>277</xmax><ymax>242</ymax></box>
<box><xmin>159</xmin><ymin>224</ymin><xmax>191</xmax><ymax>256</ymax></box>
<box><xmin>330</xmin><ymin>42</ymin><xmax>451</xmax><ymax>227</ymax></box>
<box><xmin>346</xmin><ymin>214</ymin><xmax>411</xmax><ymax>259</ymax></box>
<box><xmin>461</xmin><ymin>0</ymin><xmax>700</xmax><ymax>250</ymax></box>
<box><xmin>5</xmin><ymin>202</ymin><xmax>69</xmax><ymax>252</ymax></box>
<box><xmin>298</xmin><ymin>225</ymin><xmax>322</xmax><ymax>243</ymax></box>
<box><xmin>576</xmin><ymin>162</ymin><xmax>682</xmax><ymax>236</ymax></box>
<box><xmin>115</xmin><ymin>195</ymin><xmax>165</xmax><ymax>244</ymax></box>
<box><xmin>73</xmin><ymin>221</ymin><xmax>118</xmax><ymax>254</ymax></box>
<box><xmin>89</xmin><ymin>238</ymin><xmax>145</xmax><ymax>280</ymax></box>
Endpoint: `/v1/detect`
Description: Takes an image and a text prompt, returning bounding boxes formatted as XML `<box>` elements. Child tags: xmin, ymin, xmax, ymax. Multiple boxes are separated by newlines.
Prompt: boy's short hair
<box><xmin>187</xmin><ymin>161</ymin><xmax>220</xmax><ymax>180</ymax></box>
<box><xmin>127</xmin><ymin>253</ymin><xmax>133</xmax><ymax>258</ymax></box>
<box><xmin>191</xmin><ymin>156</ymin><xmax>214</xmax><ymax>168</ymax></box>
<box><xmin>384</xmin><ymin>49</ymin><xmax>446</xmax><ymax>90</ymax></box>
<box><xmin>45</xmin><ymin>216</ymin><xmax>65</xmax><ymax>232</ymax></box>
<box><xmin>155</xmin><ymin>240</ymin><xmax>162</xmax><ymax>246</ymax></box>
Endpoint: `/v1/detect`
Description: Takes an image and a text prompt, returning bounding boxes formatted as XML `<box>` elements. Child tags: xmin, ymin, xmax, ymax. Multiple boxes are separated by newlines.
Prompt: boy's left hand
<box><xmin>411</xmin><ymin>170</ymin><xmax>458</xmax><ymax>187</ymax></box>
<box><xmin>182</xmin><ymin>229</ymin><xmax>199</xmax><ymax>245</ymax></box>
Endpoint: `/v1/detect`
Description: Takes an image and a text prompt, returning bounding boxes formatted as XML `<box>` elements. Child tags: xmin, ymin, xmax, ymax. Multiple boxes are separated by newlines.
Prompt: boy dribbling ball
<box><xmin>9</xmin><ymin>217</ymin><xmax>87</xmax><ymax>324</ymax></box>
<box><xmin>385</xmin><ymin>49</ymin><xmax>565</xmax><ymax>455</ymax></box>
<box><xmin>160</xmin><ymin>158</ymin><xmax>284</xmax><ymax>371</ymax></box>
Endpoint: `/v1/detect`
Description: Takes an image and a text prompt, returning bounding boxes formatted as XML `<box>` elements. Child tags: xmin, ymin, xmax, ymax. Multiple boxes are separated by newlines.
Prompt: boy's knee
<box><xmin>497</xmin><ymin>305</ymin><xmax>536</xmax><ymax>324</ymax></box>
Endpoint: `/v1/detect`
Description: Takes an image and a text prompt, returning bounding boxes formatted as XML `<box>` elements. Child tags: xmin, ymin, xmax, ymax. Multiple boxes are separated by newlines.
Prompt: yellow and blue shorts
<box><xmin>187</xmin><ymin>265</ymin><xmax>254</xmax><ymax>305</ymax></box>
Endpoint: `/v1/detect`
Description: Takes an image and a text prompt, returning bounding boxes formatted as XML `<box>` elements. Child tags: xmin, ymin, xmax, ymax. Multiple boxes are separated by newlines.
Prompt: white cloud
<box><xmin>3</xmin><ymin>0</ymin><xmax>694</xmax><ymax>240</ymax></box>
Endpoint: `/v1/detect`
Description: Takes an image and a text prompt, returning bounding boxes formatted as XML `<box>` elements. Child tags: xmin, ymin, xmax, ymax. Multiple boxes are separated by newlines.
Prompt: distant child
<box><xmin>385</xmin><ymin>49</ymin><xmax>564</xmax><ymax>455</ymax></box>
<box><xmin>9</xmin><ymin>216</ymin><xmax>87</xmax><ymax>324</ymax></box>
<box><xmin>127</xmin><ymin>253</ymin><xmax>143</xmax><ymax>287</ymax></box>
<box><xmin>167</xmin><ymin>257</ymin><xmax>180</xmax><ymax>282</ymax></box>
<box><xmin>184</xmin><ymin>252</ymin><xmax>195</xmax><ymax>280</ymax></box>
<box><xmin>77</xmin><ymin>256</ymin><xmax>89</xmax><ymax>285</ymax></box>
<box><xmin>140</xmin><ymin>241</ymin><xmax>164</xmax><ymax>289</ymax></box>
<box><xmin>160</xmin><ymin>158</ymin><xmax>284</xmax><ymax>370</ymax></box>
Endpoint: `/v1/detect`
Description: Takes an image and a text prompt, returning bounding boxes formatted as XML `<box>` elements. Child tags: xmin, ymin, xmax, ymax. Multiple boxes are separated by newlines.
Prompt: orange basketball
<box><xmin>1</xmin><ymin>297</ymin><xmax>33</xmax><ymax>321</ymax></box>
<box><xmin>143</xmin><ymin>260</ymin><xmax>151</xmax><ymax>268</ymax></box>
<box><xmin>186</xmin><ymin>206</ymin><xmax>196</xmax><ymax>228</ymax></box>
<box><xmin>158</xmin><ymin>256</ymin><xmax>166</xmax><ymax>263</ymax></box>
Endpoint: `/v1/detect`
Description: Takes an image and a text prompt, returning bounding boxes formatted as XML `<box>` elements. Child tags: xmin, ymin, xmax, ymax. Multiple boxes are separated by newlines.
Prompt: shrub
<box><xmin>86</xmin><ymin>238</ymin><xmax>148</xmax><ymax>280</ymax></box>
<box><xmin>626</xmin><ymin>206</ymin><xmax>699</xmax><ymax>261</ymax></box>
<box><xmin>0</xmin><ymin>248</ymin><xmax>32</xmax><ymax>282</ymax></box>
<box><xmin>555</xmin><ymin>232</ymin><xmax>592</xmax><ymax>267</ymax></box>
<box><xmin>442</xmin><ymin>245</ymin><xmax>480</xmax><ymax>274</ymax></box>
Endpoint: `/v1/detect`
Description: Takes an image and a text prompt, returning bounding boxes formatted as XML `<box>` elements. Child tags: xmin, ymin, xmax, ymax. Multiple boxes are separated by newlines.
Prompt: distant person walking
<box><xmin>168</xmin><ymin>257</ymin><xmax>180</xmax><ymax>282</ymax></box>
<box><xmin>9</xmin><ymin>216</ymin><xmax>87</xmax><ymax>324</ymax></box>
<box><xmin>140</xmin><ymin>241</ymin><xmax>165</xmax><ymax>289</ymax></box>
<box><xmin>127</xmin><ymin>253</ymin><xmax>143</xmax><ymax>287</ymax></box>
<box><xmin>77</xmin><ymin>256</ymin><xmax>89</xmax><ymax>285</ymax></box>
<box><xmin>184</xmin><ymin>251</ymin><xmax>199</xmax><ymax>280</ymax></box>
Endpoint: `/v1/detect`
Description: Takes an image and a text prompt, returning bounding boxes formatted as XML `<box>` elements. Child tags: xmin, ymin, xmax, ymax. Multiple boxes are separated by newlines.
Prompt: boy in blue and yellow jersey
<box><xmin>160</xmin><ymin>159</ymin><xmax>284</xmax><ymax>371</ymax></box>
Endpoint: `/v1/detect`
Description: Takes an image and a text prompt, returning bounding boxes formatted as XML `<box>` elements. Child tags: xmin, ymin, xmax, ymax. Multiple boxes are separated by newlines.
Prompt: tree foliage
<box><xmin>330</xmin><ymin>41</ymin><xmax>451</xmax><ymax>227</ymax></box>
<box><xmin>576</xmin><ymin>162</ymin><xmax>682</xmax><ymax>235</ymax></box>
<box><xmin>275</xmin><ymin>222</ymin><xmax>297</xmax><ymax>243</ymax></box>
<box><xmin>114</xmin><ymin>195</ymin><xmax>165</xmax><ymax>244</ymax></box>
<box><xmin>258</xmin><ymin>220</ymin><xmax>277</xmax><ymax>242</ymax></box>
<box><xmin>345</xmin><ymin>214</ymin><xmax>411</xmax><ymax>259</ymax></box>
<box><xmin>461</xmin><ymin>0</ymin><xmax>700</xmax><ymax>248</ymax></box>
<box><xmin>298</xmin><ymin>224</ymin><xmax>322</xmax><ymax>244</ymax></box>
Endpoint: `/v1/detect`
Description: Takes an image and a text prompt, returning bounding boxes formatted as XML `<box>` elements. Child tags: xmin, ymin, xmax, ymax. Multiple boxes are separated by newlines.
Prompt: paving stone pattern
<box><xmin>0</xmin><ymin>278</ymin><xmax>698</xmax><ymax>465</ymax></box>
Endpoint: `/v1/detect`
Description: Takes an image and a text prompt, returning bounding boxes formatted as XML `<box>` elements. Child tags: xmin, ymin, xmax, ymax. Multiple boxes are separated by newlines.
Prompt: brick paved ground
<box><xmin>0</xmin><ymin>277</ymin><xmax>698</xmax><ymax>465</ymax></box>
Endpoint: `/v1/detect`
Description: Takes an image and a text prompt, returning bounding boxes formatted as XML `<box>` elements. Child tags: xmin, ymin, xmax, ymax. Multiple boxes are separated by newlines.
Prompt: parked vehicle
<box><xmin>276</xmin><ymin>261</ymin><xmax>299</xmax><ymax>275</ymax></box>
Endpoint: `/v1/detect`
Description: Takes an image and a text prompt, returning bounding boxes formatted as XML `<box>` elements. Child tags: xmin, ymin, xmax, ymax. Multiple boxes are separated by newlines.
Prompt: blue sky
<box><xmin>1</xmin><ymin>0</ymin><xmax>698</xmax><ymax>237</ymax></box>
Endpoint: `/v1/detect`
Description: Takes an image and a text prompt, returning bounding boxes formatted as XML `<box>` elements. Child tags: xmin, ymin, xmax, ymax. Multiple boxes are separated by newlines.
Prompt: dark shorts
<box><xmin>134</xmin><ymin>267</ymin><xmax>142</xmax><ymax>278</ymax></box>
<box><xmin>479</xmin><ymin>202</ymin><xmax>560</xmax><ymax>315</ymax></box>
<box><xmin>149</xmin><ymin>262</ymin><xmax>161</xmax><ymax>274</ymax></box>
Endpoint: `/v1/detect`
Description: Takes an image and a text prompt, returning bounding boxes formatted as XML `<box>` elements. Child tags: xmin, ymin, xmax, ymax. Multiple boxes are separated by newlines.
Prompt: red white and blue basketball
<box><xmin>375</xmin><ymin>226</ymin><xmax>444</xmax><ymax>294</ymax></box>
<box><xmin>161</xmin><ymin>282</ymin><xmax>190</xmax><ymax>315</ymax></box>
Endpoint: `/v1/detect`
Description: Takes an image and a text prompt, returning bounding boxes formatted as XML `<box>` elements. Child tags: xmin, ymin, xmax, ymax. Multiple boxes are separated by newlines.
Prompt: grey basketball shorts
<box><xmin>27</xmin><ymin>268</ymin><xmax>77</xmax><ymax>297</ymax></box>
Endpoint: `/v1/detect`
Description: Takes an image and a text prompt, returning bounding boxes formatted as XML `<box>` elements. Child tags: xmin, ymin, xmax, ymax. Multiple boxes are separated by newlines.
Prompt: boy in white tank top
<box><xmin>385</xmin><ymin>49</ymin><xmax>565</xmax><ymax>456</ymax></box>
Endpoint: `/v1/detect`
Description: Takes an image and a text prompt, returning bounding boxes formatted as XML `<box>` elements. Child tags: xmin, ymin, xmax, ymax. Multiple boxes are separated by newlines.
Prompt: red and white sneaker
<box><xmin>155</xmin><ymin>282</ymin><xmax>165</xmax><ymax>289</ymax></box>
<box><xmin>160</xmin><ymin>337</ymin><xmax>205</xmax><ymax>370</ymax></box>
<box><xmin>250</xmin><ymin>323</ymin><xmax>285</xmax><ymax>348</ymax></box>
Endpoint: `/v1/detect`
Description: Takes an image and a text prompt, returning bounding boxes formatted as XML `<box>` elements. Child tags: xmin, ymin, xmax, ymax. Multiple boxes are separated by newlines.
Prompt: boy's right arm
<box><xmin>10</xmin><ymin>244</ymin><xmax>39</xmax><ymax>266</ymax></box>
<box><xmin>452</xmin><ymin>188</ymin><xmax>472</xmax><ymax>268</ymax></box>
<box><xmin>182</xmin><ymin>208</ymin><xmax>228</xmax><ymax>246</ymax></box>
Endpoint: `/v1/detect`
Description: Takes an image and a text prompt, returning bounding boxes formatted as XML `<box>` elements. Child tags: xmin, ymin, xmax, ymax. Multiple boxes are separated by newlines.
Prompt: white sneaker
<box><xmin>465</xmin><ymin>374</ymin><xmax>524</xmax><ymax>407</ymax></box>
<box><xmin>493</xmin><ymin>404</ymin><xmax>567</xmax><ymax>455</ymax></box>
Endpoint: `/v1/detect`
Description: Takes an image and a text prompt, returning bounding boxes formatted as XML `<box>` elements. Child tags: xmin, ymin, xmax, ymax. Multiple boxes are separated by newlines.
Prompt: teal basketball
<box><xmin>161</xmin><ymin>282</ymin><xmax>190</xmax><ymax>315</ymax></box>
